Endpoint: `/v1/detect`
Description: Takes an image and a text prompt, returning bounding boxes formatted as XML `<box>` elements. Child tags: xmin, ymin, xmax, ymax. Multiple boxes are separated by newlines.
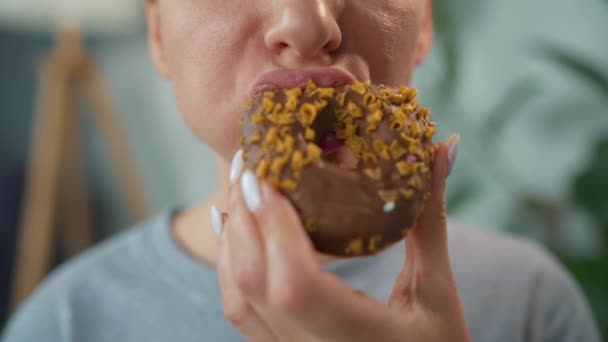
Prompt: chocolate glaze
<box><xmin>240</xmin><ymin>81</ymin><xmax>436</xmax><ymax>256</ymax></box>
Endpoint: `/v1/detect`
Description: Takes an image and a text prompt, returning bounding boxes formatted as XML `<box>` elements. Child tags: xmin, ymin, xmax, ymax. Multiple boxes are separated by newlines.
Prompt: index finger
<box><xmin>239</xmin><ymin>170</ymin><xmax>399</xmax><ymax>340</ymax></box>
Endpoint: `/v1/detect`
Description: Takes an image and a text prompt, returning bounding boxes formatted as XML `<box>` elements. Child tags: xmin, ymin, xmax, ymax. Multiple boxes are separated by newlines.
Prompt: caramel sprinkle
<box><xmin>389</xmin><ymin>93</ymin><xmax>405</xmax><ymax>105</ymax></box>
<box><xmin>305</xmin><ymin>127</ymin><xmax>316</xmax><ymax>141</ymax></box>
<box><xmin>265</xmin><ymin>127</ymin><xmax>279</xmax><ymax>142</ymax></box>
<box><xmin>363</xmin><ymin>93</ymin><xmax>377</xmax><ymax>105</ymax></box>
<box><xmin>249</xmin><ymin>131</ymin><xmax>262</xmax><ymax>144</ymax></box>
<box><xmin>368</xmin><ymin>235</ymin><xmax>383</xmax><ymax>252</ymax></box>
<box><xmin>368</xmin><ymin>101</ymin><xmax>382</xmax><ymax>112</ymax></box>
<box><xmin>280</xmin><ymin>126</ymin><xmax>292</xmax><ymax>138</ymax></box>
<box><xmin>291</xmin><ymin>151</ymin><xmax>305</xmax><ymax>171</ymax></box>
<box><xmin>298</xmin><ymin>103</ymin><xmax>318</xmax><ymax>126</ymax></box>
<box><xmin>317</xmin><ymin>87</ymin><xmax>335</xmax><ymax>98</ymax></box>
<box><xmin>347</xmin><ymin>101</ymin><xmax>363</xmax><ymax>118</ymax></box>
<box><xmin>379</xmin><ymin>88</ymin><xmax>392</xmax><ymax>99</ymax></box>
<box><xmin>304</xmin><ymin>218</ymin><xmax>318</xmax><ymax>232</ymax></box>
<box><xmin>284</xmin><ymin>87</ymin><xmax>302</xmax><ymax>98</ymax></box>
<box><xmin>410</xmin><ymin>121</ymin><xmax>422</xmax><ymax>137</ymax></box>
<box><xmin>366</xmin><ymin>124</ymin><xmax>378</xmax><ymax>135</ymax></box>
<box><xmin>314</xmin><ymin>100</ymin><xmax>328</xmax><ymax>112</ymax></box>
<box><xmin>267</xmin><ymin>176</ymin><xmax>280</xmax><ymax>188</ymax></box>
<box><xmin>389</xmin><ymin>141</ymin><xmax>408</xmax><ymax>160</ymax></box>
<box><xmin>305</xmin><ymin>143</ymin><xmax>323</xmax><ymax>162</ymax></box>
<box><xmin>256</xmin><ymin>160</ymin><xmax>271</xmax><ymax>178</ymax></box>
<box><xmin>378</xmin><ymin>189</ymin><xmax>399</xmax><ymax>202</ymax></box>
<box><xmin>351</xmin><ymin>81</ymin><xmax>367</xmax><ymax>95</ymax></box>
<box><xmin>251</xmin><ymin>112</ymin><xmax>265</xmax><ymax>125</ymax></box>
<box><xmin>336</xmin><ymin>91</ymin><xmax>347</xmax><ymax>106</ymax></box>
<box><xmin>362</xmin><ymin>152</ymin><xmax>377</xmax><ymax>164</ymax></box>
<box><xmin>276</xmin><ymin>112</ymin><xmax>295</xmax><ymax>125</ymax></box>
<box><xmin>390</xmin><ymin>120</ymin><xmax>404</xmax><ymax>131</ymax></box>
<box><xmin>396</xmin><ymin>161</ymin><xmax>413</xmax><ymax>176</ymax></box>
<box><xmin>408</xmin><ymin>176</ymin><xmax>423</xmax><ymax>189</ymax></box>
<box><xmin>406</xmin><ymin>88</ymin><xmax>418</xmax><ymax>101</ymax></box>
<box><xmin>286</xmin><ymin>97</ymin><xmax>299</xmax><ymax>111</ymax></box>
<box><xmin>367</xmin><ymin>109</ymin><xmax>383</xmax><ymax>124</ymax></box>
<box><xmin>418</xmin><ymin>107</ymin><xmax>431</xmax><ymax>117</ymax></box>
<box><xmin>373</xmin><ymin>140</ymin><xmax>388</xmax><ymax>153</ymax></box>
<box><xmin>345</xmin><ymin>238</ymin><xmax>364</xmax><ymax>255</ymax></box>
<box><xmin>424</xmin><ymin>127</ymin><xmax>437</xmax><ymax>140</ymax></box>
<box><xmin>271</xmin><ymin>156</ymin><xmax>289</xmax><ymax>176</ymax></box>
<box><xmin>262</xmin><ymin>98</ymin><xmax>275</xmax><ymax>111</ymax></box>
<box><xmin>364</xmin><ymin>168</ymin><xmax>381</xmax><ymax>180</ymax></box>
<box><xmin>400</xmin><ymin>188</ymin><xmax>414</xmax><ymax>200</ymax></box>
<box><xmin>305</xmin><ymin>80</ymin><xmax>317</xmax><ymax>94</ymax></box>
<box><xmin>280</xmin><ymin>178</ymin><xmax>298</xmax><ymax>191</ymax></box>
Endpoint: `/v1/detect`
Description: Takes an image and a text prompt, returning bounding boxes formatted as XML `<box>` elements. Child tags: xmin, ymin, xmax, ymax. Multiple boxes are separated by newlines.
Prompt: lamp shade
<box><xmin>0</xmin><ymin>0</ymin><xmax>142</xmax><ymax>35</ymax></box>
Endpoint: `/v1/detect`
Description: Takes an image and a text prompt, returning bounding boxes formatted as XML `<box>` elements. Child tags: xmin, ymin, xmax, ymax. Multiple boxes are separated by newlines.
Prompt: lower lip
<box><xmin>251</xmin><ymin>68</ymin><xmax>355</xmax><ymax>96</ymax></box>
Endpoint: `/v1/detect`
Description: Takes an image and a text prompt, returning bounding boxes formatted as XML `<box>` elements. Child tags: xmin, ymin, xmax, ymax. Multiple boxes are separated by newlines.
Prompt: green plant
<box><xmin>433</xmin><ymin>3</ymin><xmax>608</xmax><ymax>337</ymax></box>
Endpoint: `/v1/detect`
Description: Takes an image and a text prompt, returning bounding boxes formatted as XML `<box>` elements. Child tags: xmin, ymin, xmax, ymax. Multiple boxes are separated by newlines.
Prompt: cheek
<box><xmin>161</xmin><ymin>5</ymin><xmax>257</xmax><ymax>160</ymax></box>
<box><xmin>343</xmin><ymin>1</ymin><xmax>422</xmax><ymax>85</ymax></box>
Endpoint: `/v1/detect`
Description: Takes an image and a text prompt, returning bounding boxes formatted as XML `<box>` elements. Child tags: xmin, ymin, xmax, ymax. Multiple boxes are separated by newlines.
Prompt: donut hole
<box><xmin>317</xmin><ymin>131</ymin><xmax>344</xmax><ymax>156</ymax></box>
<box><xmin>314</xmin><ymin>131</ymin><xmax>358</xmax><ymax>169</ymax></box>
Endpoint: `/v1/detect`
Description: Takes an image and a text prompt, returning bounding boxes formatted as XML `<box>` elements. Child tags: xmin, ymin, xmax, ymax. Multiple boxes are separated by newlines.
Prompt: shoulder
<box><xmin>44</xmin><ymin>211</ymin><xmax>164</xmax><ymax>292</ymax></box>
<box><xmin>447</xmin><ymin>221</ymin><xmax>601</xmax><ymax>342</ymax></box>
<box><xmin>1</xmin><ymin>212</ymin><xmax>168</xmax><ymax>341</ymax></box>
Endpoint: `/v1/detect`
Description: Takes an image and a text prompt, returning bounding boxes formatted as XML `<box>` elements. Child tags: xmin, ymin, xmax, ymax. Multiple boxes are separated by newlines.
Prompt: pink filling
<box><xmin>318</xmin><ymin>132</ymin><xmax>345</xmax><ymax>156</ymax></box>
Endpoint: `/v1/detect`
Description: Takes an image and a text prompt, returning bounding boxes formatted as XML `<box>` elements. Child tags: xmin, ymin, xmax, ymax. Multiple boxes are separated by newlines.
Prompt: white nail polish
<box><xmin>230</xmin><ymin>150</ymin><xmax>244</xmax><ymax>184</ymax></box>
<box><xmin>241</xmin><ymin>170</ymin><xmax>262</xmax><ymax>212</ymax></box>
<box><xmin>210</xmin><ymin>205</ymin><xmax>223</xmax><ymax>237</ymax></box>
<box><xmin>447</xmin><ymin>134</ymin><xmax>460</xmax><ymax>177</ymax></box>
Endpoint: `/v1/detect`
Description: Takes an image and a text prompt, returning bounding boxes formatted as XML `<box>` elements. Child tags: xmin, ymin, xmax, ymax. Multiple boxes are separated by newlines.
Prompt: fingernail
<box><xmin>210</xmin><ymin>205</ymin><xmax>223</xmax><ymax>237</ymax></box>
<box><xmin>446</xmin><ymin>134</ymin><xmax>460</xmax><ymax>177</ymax></box>
<box><xmin>241</xmin><ymin>170</ymin><xmax>263</xmax><ymax>212</ymax></box>
<box><xmin>230</xmin><ymin>150</ymin><xmax>244</xmax><ymax>183</ymax></box>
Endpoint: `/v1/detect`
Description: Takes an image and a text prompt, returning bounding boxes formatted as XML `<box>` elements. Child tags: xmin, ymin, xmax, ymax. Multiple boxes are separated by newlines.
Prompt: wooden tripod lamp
<box><xmin>0</xmin><ymin>0</ymin><xmax>149</xmax><ymax>308</ymax></box>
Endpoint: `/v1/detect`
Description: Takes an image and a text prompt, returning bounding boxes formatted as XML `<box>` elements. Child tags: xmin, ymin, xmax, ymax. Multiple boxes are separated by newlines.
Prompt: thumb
<box><xmin>390</xmin><ymin>134</ymin><xmax>460</xmax><ymax>308</ymax></box>
<box><xmin>406</xmin><ymin>133</ymin><xmax>460</xmax><ymax>268</ymax></box>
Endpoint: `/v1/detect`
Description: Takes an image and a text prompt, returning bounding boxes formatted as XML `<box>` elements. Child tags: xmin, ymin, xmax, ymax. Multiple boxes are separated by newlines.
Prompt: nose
<box><xmin>264</xmin><ymin>0</ymin><xmax>343</xmax><ymax>60</ymax></box>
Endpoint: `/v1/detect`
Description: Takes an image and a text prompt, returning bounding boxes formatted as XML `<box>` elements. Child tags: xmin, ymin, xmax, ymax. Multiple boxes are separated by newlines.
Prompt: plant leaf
<box><xmin>534</xmin><ymin>43</ymin><xmax>608</xmax><ymax>96</ymax></box>
<box><xmin>480</xmin><ymin>77</ymin><xmax>543</xmax><ymax>144</ymax></box>
<box><xmin>447</xmin><ymin>181</ymin><xmax>480</xmax><ymax>214</ymax></box>
<box><xmin>571</xmin><ymin>136</ymin><xmax>608</xmax><ymax>226</ymax></box>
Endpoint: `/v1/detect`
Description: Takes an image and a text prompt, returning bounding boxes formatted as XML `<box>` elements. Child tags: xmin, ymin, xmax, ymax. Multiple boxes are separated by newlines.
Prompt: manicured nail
<box><xmin>446</xmin><ymin>134</ymin><xmax>460</xmax><ymax>177</ymax></box>
<box><xmin>241</xmin><ymin>170</ymin><xmax>262</xmax><ymax>212</ymax></box>
<box><xmin>230</xmin><ymin>150</ymin><xmax>244</xmax><ymax>183</ymax></box>
<box><xmin>210</xmin><ymin>205</ymin><xmax>223</xmax><ymax>237</ymax></box>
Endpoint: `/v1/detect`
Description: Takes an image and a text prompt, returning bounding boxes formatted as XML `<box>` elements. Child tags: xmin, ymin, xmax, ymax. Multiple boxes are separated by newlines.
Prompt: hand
<box><xmin>214</xmin><ymin>134</ymin><xmax>469</xmax><ymax>342</ymax></box>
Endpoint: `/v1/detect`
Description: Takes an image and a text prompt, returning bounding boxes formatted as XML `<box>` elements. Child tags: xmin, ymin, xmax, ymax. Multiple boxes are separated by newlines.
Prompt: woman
<box><xmin>2</xmin><ymin>0</ymin><xmax>600</xmax><ymax>341</ymax></box>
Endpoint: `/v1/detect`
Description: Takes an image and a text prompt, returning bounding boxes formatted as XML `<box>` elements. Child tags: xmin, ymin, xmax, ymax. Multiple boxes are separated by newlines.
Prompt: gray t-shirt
<box><xmin>1</xmin><ymin>210</ymin><xmax>601</xmax><ymax>342</ymax></box>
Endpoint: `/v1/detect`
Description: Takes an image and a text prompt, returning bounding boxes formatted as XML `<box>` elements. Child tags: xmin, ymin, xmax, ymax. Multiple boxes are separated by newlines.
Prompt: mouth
<box><xmin>250</xmin><ymin>68</ymin><xmax>356</xmax><ymax>98</ymax></box>
<box><xmin>250</xmin><ymin>68</ymin><xmax>359</xmax><ymax>168</ymax></box>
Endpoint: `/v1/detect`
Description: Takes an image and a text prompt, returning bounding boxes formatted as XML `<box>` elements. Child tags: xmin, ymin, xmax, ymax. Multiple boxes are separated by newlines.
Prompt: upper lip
<box><xmin>250</xmin><ymin>68</ymin><xmax>356</xmax><ymax>97</ymax></box>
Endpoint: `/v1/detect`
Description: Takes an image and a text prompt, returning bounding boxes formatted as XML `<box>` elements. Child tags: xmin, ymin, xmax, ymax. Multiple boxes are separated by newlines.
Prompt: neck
<box><xmin>171</xmin><ymin>153</ymin><xmax>338</xmax><ymax>266</ymax></box>
<box><xmin>171</xmin><ymin>153</ymin><xmax>231</xmax><ymax>266</ymax></box>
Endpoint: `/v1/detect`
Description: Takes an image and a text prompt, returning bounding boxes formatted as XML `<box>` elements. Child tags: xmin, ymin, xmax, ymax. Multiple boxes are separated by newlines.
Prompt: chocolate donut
<box><xmin>239</xmin><ymin>80</ymin><xmax>437</xmax><ymax>257</ymax></box>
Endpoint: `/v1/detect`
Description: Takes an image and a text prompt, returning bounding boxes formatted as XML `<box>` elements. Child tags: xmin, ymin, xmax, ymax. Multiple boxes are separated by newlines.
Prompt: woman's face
<box><xmin>147</xmin><ymin>0</ymin><xmax>433</xmax><ymax>160</ymax></box>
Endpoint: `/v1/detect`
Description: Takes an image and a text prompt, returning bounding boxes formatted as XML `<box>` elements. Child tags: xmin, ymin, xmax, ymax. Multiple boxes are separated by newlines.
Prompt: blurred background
<box><xmin>0</xmin><ymin>0</ymin><xmax>606</xmax><ymax>337</ymax></box>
